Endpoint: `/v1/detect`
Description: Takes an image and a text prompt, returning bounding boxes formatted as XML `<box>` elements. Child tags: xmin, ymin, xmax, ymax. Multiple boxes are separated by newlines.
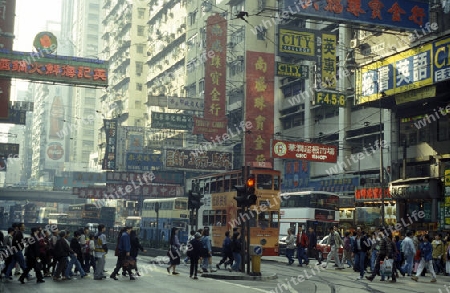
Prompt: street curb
<box><xmin>201</xmin><ymin>273</ymin><xmax>278</xmax><ymax>281</ymax></box>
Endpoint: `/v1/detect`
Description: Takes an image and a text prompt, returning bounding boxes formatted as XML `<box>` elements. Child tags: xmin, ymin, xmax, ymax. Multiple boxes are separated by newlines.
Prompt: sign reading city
<box><xmin>0</xmin><ymin>49</ymin><xmax>108</xmax><ymax>88</ymax></box>
<box><xmin>272</xmin><ymin>140</ymin><xmax>337</xmax><ymax>163</ymax></box>
<box><xmin>276</xmin><ymin>62</ymin><xmax>309</xmax><ymax>79</ymax></box>
<box><xmin>315</xmin><ymin>91</ymin><xmax>346</xmax><ymax>107</ymax></box>
<box><xmin>278</xmin><ymin>27</ymin><xmax>316</xmax><ymax>60</ymax></box>
<box><xmin>282</xmin><ymin>0</ymin><xmax>429</xmax><ymax>31</ymax></box>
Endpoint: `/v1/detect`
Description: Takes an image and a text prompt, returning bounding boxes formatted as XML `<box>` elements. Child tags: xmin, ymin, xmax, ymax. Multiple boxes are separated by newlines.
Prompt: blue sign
<box><xmin>282</xmin><ymin>0</ymin><xmax>429</xmax><ymax>31</ymax></box>
<box><xmin>0</xmin><ymin>108</ymin><xmax>26</xmax><ymax>125</ymax></box>
<box><xmin>253</xmin><ymin>246</ymin><xmax>262</xmax><ymax>255</ymax></box>
<box><xmin>126</xmin><ymin>152</ymin><xmax>162</xmax><ymax>172</ymax></box>
<box><xmin>282</xmin><ymin>160</ymin><xmax>310</xmax><ymax>190</ymax></box>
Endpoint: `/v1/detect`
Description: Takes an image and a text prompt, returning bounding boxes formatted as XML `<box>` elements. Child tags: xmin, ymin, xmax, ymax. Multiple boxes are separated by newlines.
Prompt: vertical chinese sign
<box><xmin>103</xmin><ymin>119</ymin><xmax>117</xmax><ymax>170</ymax></box>
<box><xmin>319</xmin><ymin>33</ymin><xmax>337</xmax><ymax>89</ymax></box>
<box><xmin>245</xmin><ymin>52</ymin><xmax>274</xmax><ymax>165</ymax></box>
<box><xmin>444</xmin><ymin>166</ymin><xmax>450</xmax><ymax>229</ymax></box>
<box><xmin>193</xmin><ymin>14</ymin><xmax>227</xmax><ymax>141</ymax></box>
<box><xmin>0</xmin><ymin>0</ymin><xmax>16</xmax><ymax>118</ymax></box>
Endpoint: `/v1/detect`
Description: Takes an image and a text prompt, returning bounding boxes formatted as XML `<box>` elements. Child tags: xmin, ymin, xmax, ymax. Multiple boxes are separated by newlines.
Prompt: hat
<box><xmin>195</xmin><ymin>232</ymin><xmax>202</xmax><ymax>238</ymax></box>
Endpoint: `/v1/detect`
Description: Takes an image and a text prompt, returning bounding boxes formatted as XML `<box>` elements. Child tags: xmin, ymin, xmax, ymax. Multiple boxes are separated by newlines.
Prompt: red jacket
<box><xmin>296</xmin><ymin>232</ymin><xmax>308</xmax><ymax>248</ymax></box>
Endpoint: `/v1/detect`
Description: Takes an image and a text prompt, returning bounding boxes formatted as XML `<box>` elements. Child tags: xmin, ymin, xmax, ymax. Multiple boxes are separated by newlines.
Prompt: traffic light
<box><xmin>233</xmin><ymin>185</ymin><xmax>247</xmax><ymax>208</ymax></box>
<box><xmin>234</xmin><ymin>175</ymin><xmax>257</xmax><ymax>208</ymax></box>
<box><xmin>246</xmin><ymin>176</ymin><xmax>257</xmax><ymax>206</ymax></box>
<box><xmin>188</xmin><ymin>190</ymin><xmax>203</xmax><ymax>210</ymax></box>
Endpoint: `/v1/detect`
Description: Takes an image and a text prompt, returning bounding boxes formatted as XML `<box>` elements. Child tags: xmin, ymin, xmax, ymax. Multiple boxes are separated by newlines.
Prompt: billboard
<box><xmin>106</xmin><ymin>170</ymin><xmax>185</xmax><ymax>185</ymax></box>
<box><xmin>167</xmin><ymin>96</ymin><xmax>204</xmax><ymax>111</ymax></box>
<box><xmin>0</xmin><ymin>49</ymin><xmax>108</xmax><ymax>88</ymax></box>
<box><xmin>272</xmin><ymin>140</ymin><xmax>337</xmax><ymax>163</ymax></box>
<box><xmin>0</xmin><ymin>143</ymin><xmax>19</xmax><ymax>156</ymax></box>
<box><xmin>275</xmin><ymin>62</ymin><xmax>309</xmax><ymax>79</ymax></box>
<box><xmin>151</xmin><ymin>112</ymin><xmax>193</xmax><ymax>130</ymax></box>
<box><xmin>245</xmin><ymin>51</ymin><xmax>275</xmax><ymax>165</ymax></box>
<box><xmin>193</xmin><ymin>14</ymin><xmax>228</xmax><ymax>141</ymax></box>
<box><xmin>0</xmin><ymin>108</ymin><xmax>26</xmax><ymax>125</ymax></box>
<box><xmin>103</xmin><ymin>119</ymin><xmax>118</xmax><ymax>170</ymax></box>
<box><xmin>278</xmin><ymin>27</ymin><xmax>316</xmax><ymax>60</ymax></box>
<box><xmin>165</xmin><ymin>148</ymin><xmax>232</xmax><ymax>171</ymax></box>
<box><xmin>125</xmin><ymin>152</ymin><xmax>162</xmax><ymax>171</ymax></box>
<box><xmin>282</xmin><ymin>0</ymin><xmax>429</xmax><ymax>31</ymax></box>
<box><xmin>356</xmin><ymin>36</ymin><xmax>450</xmax><ymax>105</ymax></box>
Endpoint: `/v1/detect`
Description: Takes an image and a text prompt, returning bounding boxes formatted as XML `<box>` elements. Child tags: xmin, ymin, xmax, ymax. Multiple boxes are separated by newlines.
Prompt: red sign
<box><xmin>272</xmin><ymin>140</ymin><xmax>337</xmax><ymax>163</ymax></box>
<box><xmin>245</xmin><ymin>51</ymin><xmax>275</xmax><ymax>165</ymax></box>
<box><xmin>194</xmin><ymin>14</ymin><xmax>228</xmax><ymax>141</ymax></box>
<box><xmin>355</xmin><ymin>188</ymin><xmax>392</xmax><ymax>200</ymax></box>
<box><xmin>0</xmin><ymin>0</ymin><xmax>16</xmax><ymax>119</ymax></box>
<box><xmin>47</xmin><ymin>142</ymin><xmax>64</xmax><ymax>160</ymax></box>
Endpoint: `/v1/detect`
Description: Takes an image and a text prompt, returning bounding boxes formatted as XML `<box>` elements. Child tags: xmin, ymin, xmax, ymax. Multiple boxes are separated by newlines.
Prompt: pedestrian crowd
<box><xmin>0</xmin><ymin>223</ymin><xmax>146</xmax><ymax>284</ymax></box>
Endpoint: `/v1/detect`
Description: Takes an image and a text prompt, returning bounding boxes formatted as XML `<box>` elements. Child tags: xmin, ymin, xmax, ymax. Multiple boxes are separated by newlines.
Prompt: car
<box><xmin>278</xmin><ymin>235</ymin><xmax>287</xmax><ymax>255</ymax></box>
<box><xmin>315</xmin><ymin>235</ymin><xmax>344</xmax><ymax>262</ymax></box>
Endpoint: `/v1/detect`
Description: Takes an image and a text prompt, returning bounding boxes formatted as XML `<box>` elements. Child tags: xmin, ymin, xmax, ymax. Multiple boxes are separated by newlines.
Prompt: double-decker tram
<box><xmin>191</xmin><ymin>168</ymin><xmax>281</xmax><ymax>256</ymax></box>
<box><xmin>67</xmin><ymin>204</ymin><xmax>100</xmax><ymax>226</ymax></box>
<box><xmin>141</xmin><ymin>197</ymin><xmax>189</xmax><ymax>243</ymax></box>
<box><xmin>280</xmin><ymin>191</ymin><xmax>340</xmax><ymax>239</ymax></box>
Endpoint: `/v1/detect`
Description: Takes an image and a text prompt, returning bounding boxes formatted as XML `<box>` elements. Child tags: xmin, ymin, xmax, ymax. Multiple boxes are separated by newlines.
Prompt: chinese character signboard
<box><xmin>282</xmin><ymin>0</ymin><xmax>429</xmax><ymax>31</ymax></box>
<box><xmin>0</xmin><ymin>108</ymin><xmax>26</xmax><ymax>125</ymax></box>
<box><xmin>8</xmin><ymin>100</ymin><xmax>33</xmax><ymax>111</ymax></box>
<box><xmin>103</xmin><ymin>119</ymin><xmax>117</xmax><ymax>170</ymax></box>
<box><xmin>278</xmin><ymin>27</ymin><xmax>316</xmax><ymax>60</ymax></box>
<box><xmin>165</xmin><ymin>148</ymin><xmax>232</xmax><ymax>171</ymax></box>
<box><xmin>151</xmin><ymin>112</ymin><xmax>193</xmax><ymax>130</ymax></box>
<box><xmin>0</xmin><ymin>49</ymin><xmax>108</xmax><ymax>88</ymax></box>
<box><xmin>168</xmin><ymin>96</ymin><xmax>204</xmax><ymax>111</ymax></box>
<box><xmin>356</xmin><ymin>43</ymin><xmax>433</xmax><ymax>104</ymax></box>
<box><xmin>0</xmin><ymin>0</ymin><xmax>16</xmax><ymax>119</ymax></box>
<box><xmin>0</xmin><ymin>143</ymin><xmax>19</xmax><ymax>156</ymax></box>
<box><xmin>272</xmin><ymin>140</ymin><xmax>337</xmax><ymax>163</ymax></box>
<box><xmin>245</xmin><ymin>52</ymin><xmax>275</xmax><ymax>165</ymax></box>
<box><xmin>106</xmin><ymin>170</ymin><xmax>185</xmax><ymax>185</ymax></box>
<box><xmin>318</xmin><ymin>33</ymin><xmax>337</xmax><ymax>89</ymax></box>
<box><xmin>276</xmin><ymin>62</ymin><xmax>309</xmax><ymax>79</ymax></box>
<box><xmin>126</xmin><ymin>153</ymin><xmax>162</xmax><ymax>171</ymax></box>
<box><xmin>434</xmin><ymin>37</ymin><xmax>450</xmax><ymax>84</ymax></box>
<box><xmin>127</xmin><ymin>134</ymin><xmax>144</xmax><ymax>152</ymax></box>
<box><xmin>193</xmin><ymin>14</ymin><xmax>228</xmax><ymax>141</ymax></box>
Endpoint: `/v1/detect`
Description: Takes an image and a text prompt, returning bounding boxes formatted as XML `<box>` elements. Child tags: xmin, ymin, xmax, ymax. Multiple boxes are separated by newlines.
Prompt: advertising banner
<box><xmin>151</xmin><ymin>112</ymin><xmax>193</xmax><ymax>130</ymax></box>
<box><xmin>245</xmin><ymin>51</ymin><xmax>275</xmax><ymax>165</ymax></box>
<box><xmin>168</xmin><ymin>96</ymin><xmax>204</xmax><ymax>111</ymax></box>
<box><xmin>282</xmin><ymin>0</ymin><xmax>429</xmax><ymax>31</ymax></box>
<box><xmin>278</xmin><ymin>27</ymin><xmax>316</xmax><ymax>60</ymax></box>
<box><xmin>276</xmin><ymin>62</ymin><xmax>309</xmax><ymax>79</ymax></box>
<box><xmin>126</xmin><ymin>152</ymin><xmax>162</xmax><ymax>171</ymax></box>
<box><xmin>106</xmin><ymin>170</ymin><xmax>185</xmax><ymax>185</ymax></box>
<box><xmin>103</xmin><ymin>119</ymin><xmax>118</xmax><ymax>170</ymax></box>
<box><xmin>272</xmin><ymin>140</ymin><xmax>337</xmax><ymax>163</ymax></box>
<box><xmin>0</xmin><ymin>108</ymin><xmax>26</xmax><ymax>125</ymax></box>
<box><xmin>165</xmin><ymin>148</ymin><xmax>232</xmax><ymax>171</ymax></box>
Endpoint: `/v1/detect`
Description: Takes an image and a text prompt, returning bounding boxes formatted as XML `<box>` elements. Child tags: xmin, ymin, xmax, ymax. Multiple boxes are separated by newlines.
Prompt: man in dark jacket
<box><xmin>19</xmin><ymin>227</ymin><xmax>44</xmax><ymax>284</ymax></box>
<box><xmin>366</xmin><ymin>228</ymin><xmax>394</xmax><ymax>282</ymax></box>
<box><xmin>188</xmin><ymin>232</ymin><xmax>203</xmax><ymax>279</ymax></box>
<box><xmin>110</xmin><ymin>226</ymin><xmax>134</xmax><ymax>280</ymax></box>
<box><xmin>307</xmin><ymin>227</ymin><xmax>321</xmax><ymax>265</ymax></box>
<box><xmin>353</xmin><ymin>227</ymin><xmax>371</xmax><ymax>280</ymax></box>
<box><xmin>216</xmin><ymin>231</ymin><xmax>233</xmax><ymax>269</ymax></box>
<box><xmin>53</xmin><ymin>230</ymin><xmax>74</xmax><ymax>280</ymax></box>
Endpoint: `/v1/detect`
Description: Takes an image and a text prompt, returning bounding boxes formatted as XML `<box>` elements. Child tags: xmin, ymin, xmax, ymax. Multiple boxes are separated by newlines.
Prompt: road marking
<box><xmin>214</xmin><ymin>279</ymin><xmax>270</xmax><ymax>293</ymax></box>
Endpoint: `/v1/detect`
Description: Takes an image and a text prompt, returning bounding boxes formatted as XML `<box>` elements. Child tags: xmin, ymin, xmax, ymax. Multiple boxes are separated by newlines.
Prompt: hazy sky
<box><xmin>14</xmin><ymin>0</ymin><xmax>62</xmax><ymax>51</ymax></box>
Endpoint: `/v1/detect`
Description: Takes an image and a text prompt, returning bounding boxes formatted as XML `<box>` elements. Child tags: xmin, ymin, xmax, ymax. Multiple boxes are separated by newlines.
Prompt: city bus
<box><xmin>67</xmin><ymin>204</ymin><xmax>100</xmax><ymax>225</ymax></box>
<box><xmin>279</xmin><ymin>191</ymin><xmax>340</xmax><ymax>239</ymax></box>
<box><xmin>141</xmin><ymin>197</ymin><xmax>189</xmax><ymax>244</ymax></box>
<box><xmin>191</xmin><ymin>168</ymin><xmax>281</xmax><ymax>256</ymax></box>
<box><xmin>37</xmin><ymin>207</ymin><xmax>57</xmax><ymax>223</ymax></box>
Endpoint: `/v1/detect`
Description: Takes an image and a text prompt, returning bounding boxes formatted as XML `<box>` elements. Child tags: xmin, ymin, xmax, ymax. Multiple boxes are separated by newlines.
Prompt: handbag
<box><xmin>380</xmin><ymin>259</ymin><xmax>393</xmax><ymax>275</ymax></box>
<box><xmin>122</xmin><ymin>257</ymin><xmax>136</xmax><ymax>269</ymax></box>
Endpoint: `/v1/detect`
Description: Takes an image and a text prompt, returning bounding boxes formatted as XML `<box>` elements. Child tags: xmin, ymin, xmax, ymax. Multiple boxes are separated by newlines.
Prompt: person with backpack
<box><xmin>183</xmin><ymin>230</ymin><xmax>196</xmax><ymax>265</ymax></box>
<box><xmin>94</xmin><ymin>224</ymin><xmax>108</xmax><ymax>280</ymax></box>
<box><xmin>216</xmin><ymin>231</ymin><xmax>233</xmax><ymax>269</ymax></box>
<box><xmin>366</xmin><ymin>228</ymin><xmax>395</xmax><ymax>282</ymax></box>
<box><xmin>322</xmin><ymin>226</ymin><xmax>344</xmax><ymax>269</ymax></box>
<box><xmin>412</xmin><ymin>234</ymin><xmax>437</xmax><ymax>282</ymax></box>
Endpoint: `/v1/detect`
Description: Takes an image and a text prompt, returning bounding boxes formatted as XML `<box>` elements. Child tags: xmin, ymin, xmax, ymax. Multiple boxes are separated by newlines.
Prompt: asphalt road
<box><xmin>2</xmin><ymin>255</ymin><xmax>448</xmax><ymax>293</ymax></box>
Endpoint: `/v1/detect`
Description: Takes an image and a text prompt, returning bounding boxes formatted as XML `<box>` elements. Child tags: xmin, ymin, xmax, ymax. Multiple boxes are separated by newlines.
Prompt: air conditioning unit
<box><xmin>350</xmin><ymin>39</ymin><xmax>359</xmax><ymax>49</ymax></box>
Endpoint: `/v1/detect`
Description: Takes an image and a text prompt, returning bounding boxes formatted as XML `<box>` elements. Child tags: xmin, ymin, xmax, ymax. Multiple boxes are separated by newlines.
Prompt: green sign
<box><xmin>276</xmin><ymin>62</ymin><xmax>308</xmax><ymax>79</ymax></box>
<box><xmin>151</xmin><ymin>112</ymin><xmax>193</xmax><ymax>130</ymax></box>
<box><xmin>0</xmin><ymin>49</ymin><xmax>108</xmax><ymax>88</ymax></box>
<box><xmin>315</xmin><ymin>91</ymin><xmax>346</xmax><ymax>107</ymax></box>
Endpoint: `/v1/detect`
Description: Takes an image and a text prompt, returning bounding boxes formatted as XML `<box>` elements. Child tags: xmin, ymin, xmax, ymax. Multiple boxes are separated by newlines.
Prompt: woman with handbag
<box><xmin>167</xmin><ymin>227</ymin><xmax>181</xmax><ymax>275</ymax></box>
<box><xmin>130</xmin><ymin>229</ymin><xmax>146</xmax><ymax>276</ymax></box>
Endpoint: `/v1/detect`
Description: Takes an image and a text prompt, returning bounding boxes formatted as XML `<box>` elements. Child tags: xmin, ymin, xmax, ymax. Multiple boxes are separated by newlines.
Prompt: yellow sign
<box><xmin>395</xmin><ymin>86</ymin><xmax>436</xmax><ymax>105</ymax></box>
<box><xmin>278</xmin><ymin>28</ymin><xmax>315</xmax><ymax>60</ymax></box>
<box><xmin>321</xmin><ymin>33</ymin><xmax>337</xmax><ymax>89</ymax></box>
<box><xmin>315</xmin><ymin>91</ymin><xmax>346</xmax><ymax>107</ymax></box>
<box><xmin>356</xmin><ymin>43</ymin><xmax>433</xmax><ymax>105</ymax></box>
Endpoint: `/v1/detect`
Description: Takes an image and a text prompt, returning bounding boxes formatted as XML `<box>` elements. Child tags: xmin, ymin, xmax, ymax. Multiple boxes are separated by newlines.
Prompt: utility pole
<box><xmin>379</xmin><ymin>78</ymin><xmax>385</xmax><ymax>227</ymax></box>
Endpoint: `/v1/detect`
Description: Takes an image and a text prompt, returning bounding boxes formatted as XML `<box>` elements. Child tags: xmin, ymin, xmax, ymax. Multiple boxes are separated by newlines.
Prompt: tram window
<box><xmin>224</xmin><ymin>177</ymin><xmax>230</xmax><ymax>192</ymax></box>
<box><xmin>202</xmin><ymin>210</ymin><xmax>214</xmax><ymax>226</ymax></box>
<box><xmin>273</xmin><ymin>175</ymin><xmax>280</xmax><ymax>190</ymax></box>
<box><xmin>270</xmin><ymin>211</ymin><xmax>279</xmax><ymax>228</ymax></box>
<box><xmin>258</xmin><ymin>212</ymin><xmax>269</xmax><ymax>229</ymax></box>
<box><xmin>257</xmin><ymin>174</ymin><xmax>273</xmax><ymax>190</ymax></box>
<box><xmin>175</xmin><ymin>200</ymin><xmax>187</xmax><ymax>210</ymax></box>
<box><xmin>216</xmin><ymin>177</ymin><xmax>223</xmax><ymax>192</ymax></box>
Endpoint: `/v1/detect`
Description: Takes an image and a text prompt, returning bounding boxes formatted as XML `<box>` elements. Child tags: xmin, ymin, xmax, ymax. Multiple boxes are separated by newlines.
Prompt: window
<box><xmin>136</xmin><ymin>44</ymin><xmax>144</xmax><ymax>54</ymax></box>
<box><xmin>136</xmin><ymin>83</ymin><xmax>143</xmax><ymax>91</ymax></box>
<box><xmin>83</xmin><ymin>129</ymin><xmax>94</xmax><ymax>136</ymax></box>
<box><xmin>438</xmin><ymin>116</ymin><xmax>450</xmax><ymax>141</ymax></box>
<box><xmin>199</xmin><ymin>79</ymin><xmax>205</xmax><ymax>94</ymax></box>
<box><xmin>189</xmin><ymin>10</ymin><xmax>197</xmax><ymax>25</ymax></box>
<box><xmin>135</xmin><ymin>61</ymin><xmax>143</xmax><ymax>75</ymax></box>
<box><xmin>281</xmin><ymin>80</ymin><xmax>305</xmax><ymax>98</ymax></box>
<box><xmin>257</xmin><ymin>174</ymin><xmax>273</xmax><ymax>190</ymax></box>
<box><xmin>257</xmin><ymin>27</ymin><xmax>267</xmax><ymax>40</ymax></box>
<box><xmin>281</xmin><ymin>112</ymin><xmax>304</xmax><ymax>130</ymax></box>
<box><xmin>137</xmin><ymin>25</ymin><xmax>145</xmax><ymax>36</ymax></box>
<box><xmin>82</xmin><ymin>140</ymin><xmax>94</xmax><ymax>148</ymax></box>
<box><xmin>230</xmin><ymin>60</ymin><xmax>244</xmax><ymax>76</ymax></box>
<box><xmin>231</xmin><ymin>27</ymin><xmax>245</xmax><ymax>45</ymax></box>
<box><xmin>138</xmin><ymin>8</ymin><xmax>145</xmax><ymax>19</ymax></box>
